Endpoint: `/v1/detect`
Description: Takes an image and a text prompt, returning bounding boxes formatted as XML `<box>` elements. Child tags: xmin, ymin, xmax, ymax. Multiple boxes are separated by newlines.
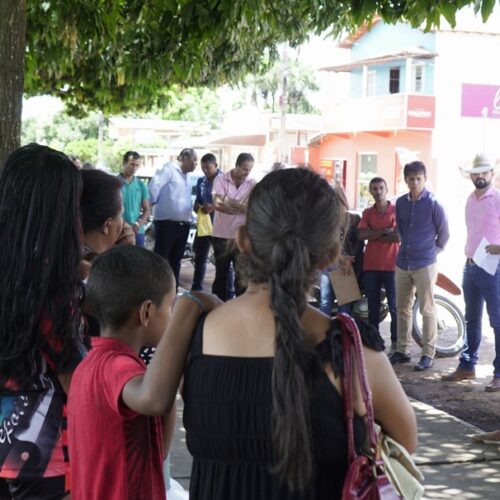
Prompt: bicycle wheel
<box><xmin>412</xmin><ymin>294</ymin><xmax>465</xmax><ymax>358</ymax></box>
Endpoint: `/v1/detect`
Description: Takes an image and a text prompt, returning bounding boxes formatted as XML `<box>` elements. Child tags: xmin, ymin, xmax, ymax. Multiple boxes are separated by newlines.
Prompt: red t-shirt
<box><xmin>358</xmin><ymin>202</ymin><xmax>399</xmax><ymax>272</ymax></box>
<box><xmin>68</xmin><ymin>337</ymin><xmax>165</xmax><ymax>500</ymax></box>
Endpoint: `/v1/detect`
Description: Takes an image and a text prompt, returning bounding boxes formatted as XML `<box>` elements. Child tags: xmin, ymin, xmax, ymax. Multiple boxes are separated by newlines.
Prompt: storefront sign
<box><xmin>461</xmin><ymin>84</ymin><xmax>500</xmax><ymax>118</ymax></box>
<box><xmin>406</xmin><ymin>95</ymin><xmax>435</xmax><ymax>128</ymax></box>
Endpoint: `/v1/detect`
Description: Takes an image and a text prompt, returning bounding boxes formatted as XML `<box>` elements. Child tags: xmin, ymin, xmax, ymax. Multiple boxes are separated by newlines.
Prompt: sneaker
<box><xmin>441</xmin><ymin>368</ymin><xmax>476</xmax><ymax>382</ymax></box>
<box><xmin>414</xmin><ymin>355</ymin><xmax>434</xmax><ymax>371</ymax></box>
<box><xmin>485</xmin><ymin>377</ymin><xmax>500</xmax><ymax>392</ymax></box>
<box><xmin>386</xmin><ymin>343</ymin><xmax>398</xmax><ymax>359</ymax></box>
<box><xmin>389</xmin><ymin>352</ymin><xmax>411</xmax><ymax>365</ymax></box>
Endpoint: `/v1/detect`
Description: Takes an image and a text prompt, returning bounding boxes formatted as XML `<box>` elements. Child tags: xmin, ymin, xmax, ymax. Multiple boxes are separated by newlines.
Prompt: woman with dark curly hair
<box><xmin>0</xmin><ymin>144</ymin><xmax>86</xmax><ymax>499</ymax></box>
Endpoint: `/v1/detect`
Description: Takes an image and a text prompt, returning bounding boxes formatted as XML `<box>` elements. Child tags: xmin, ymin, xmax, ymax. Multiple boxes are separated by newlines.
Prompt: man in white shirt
<box><xmin>148</xmin><ymin>148</ymin><xmax>197</xmax><ymax>287</ymax></box>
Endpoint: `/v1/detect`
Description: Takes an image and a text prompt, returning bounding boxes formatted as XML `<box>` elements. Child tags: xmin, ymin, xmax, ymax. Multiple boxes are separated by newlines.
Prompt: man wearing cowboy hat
<box><xmin>442</xmin><ymin>153</ymin><xmax>500</xmax><ymax>391</ymax></box>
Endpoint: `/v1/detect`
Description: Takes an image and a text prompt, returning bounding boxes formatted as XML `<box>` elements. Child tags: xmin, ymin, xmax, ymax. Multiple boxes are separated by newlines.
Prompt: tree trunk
<box><xmin>0</xmin><ymin>0</ymin><xmax>26</xmax><ymax>167</ymax></box>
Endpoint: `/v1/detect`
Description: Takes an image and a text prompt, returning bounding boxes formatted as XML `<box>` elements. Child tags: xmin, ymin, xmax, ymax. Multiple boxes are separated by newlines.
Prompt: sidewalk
<box><xmin>413</xmin><ymin>399</ymin><xmax>500</xmax><ymax>499</ymax></box>
<box><xmin>169</xmin><ymin>396</ymin><xmax>500</xmax><ymax>499</ymax></box>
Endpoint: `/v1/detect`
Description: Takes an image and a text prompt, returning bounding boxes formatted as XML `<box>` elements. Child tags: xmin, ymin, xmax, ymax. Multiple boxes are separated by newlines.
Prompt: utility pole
<box><xmin>278</xmin><ymin>44</ymin><xmax>288</xmax><ymax>164</ymax></box>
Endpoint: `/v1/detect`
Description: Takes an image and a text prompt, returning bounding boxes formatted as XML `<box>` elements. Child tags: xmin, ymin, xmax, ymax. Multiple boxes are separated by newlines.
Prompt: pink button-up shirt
<box><xmin>465</xmin><ymin>185</ymin><xmax>500</xmax><ymax>257</ymax></box>
<box><xmin>212</xmin><ymin>171</ymin><xmax>256</xmax><ymax>239</ymax></box>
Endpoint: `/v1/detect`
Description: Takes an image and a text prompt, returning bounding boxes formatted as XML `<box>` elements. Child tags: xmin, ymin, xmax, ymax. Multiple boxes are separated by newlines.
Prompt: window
<box><xmin>412</xmin><ymin>64</ymin><xmax>424</xmax><ymax>93</ymax></box>
<box><xmin>357</xmin><ymin>153</ymin><xmax>378</xmax><ymax>209</ymax></box>
<box><xmin>366</xmin><ymin>70</ymin><xmax>376</xmax><ymax>96</ymax></box>
<box><xmin>389</xmin><ymin>67</ymin><xmax>400</xmax><ymax>94</ymax></box>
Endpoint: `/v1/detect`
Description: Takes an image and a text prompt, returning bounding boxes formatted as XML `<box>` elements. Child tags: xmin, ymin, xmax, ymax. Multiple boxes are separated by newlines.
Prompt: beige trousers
<box><xmin>396</xmin><ymin>263</ymin><xmax>438</xmax><ymax>358</ymax></box>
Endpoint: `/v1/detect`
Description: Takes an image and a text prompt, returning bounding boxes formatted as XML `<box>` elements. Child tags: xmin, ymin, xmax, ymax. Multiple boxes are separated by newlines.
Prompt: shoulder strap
<box><xmin>188</xmin><ymin>312</ymin><xmax>209</xmax><ymax>358</ymax></box>
<box><xmin>337</xmin><ymin>313</ymin><xmax>378</xmax><ymax>463</ymax></box>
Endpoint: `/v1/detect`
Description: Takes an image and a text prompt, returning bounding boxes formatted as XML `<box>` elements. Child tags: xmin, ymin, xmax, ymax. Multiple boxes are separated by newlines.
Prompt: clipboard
<box><xmin>328</xmin><ymin>267</ymin><xmax>362</xmax><ymax>305</ymax></box>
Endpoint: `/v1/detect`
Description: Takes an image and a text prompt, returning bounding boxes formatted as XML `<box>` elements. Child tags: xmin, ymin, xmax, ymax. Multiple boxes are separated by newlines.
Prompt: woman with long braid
<box><xmin>181</xmin><ymin>168</ymin><xmax>417</xmax><ymax>498</ymax></box>
<box><xmin>0</xmin><ymin>145</ymin><xmax>86</xmax><ymax>499</ymax></box>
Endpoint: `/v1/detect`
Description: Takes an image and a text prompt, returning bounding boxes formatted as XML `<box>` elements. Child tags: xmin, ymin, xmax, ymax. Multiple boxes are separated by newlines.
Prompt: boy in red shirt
<box><xmin>68</xmin><ymin>246</ymin><xmax>213</xmax><ymax>499</ymax></box>
<box><xmin>358</xmin><ymin>177</ymin><xmax>400</xmax><ymax>352</ymax></box>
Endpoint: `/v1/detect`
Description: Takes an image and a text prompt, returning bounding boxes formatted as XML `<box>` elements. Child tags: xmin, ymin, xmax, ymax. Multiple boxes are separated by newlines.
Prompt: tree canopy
<box><xmin>0</xmin><ymin>0</ymin><xmax>497</xmax><ymax>164</ymax></box>
<box><xmin>25</xmin><ymin>0</ymin><xmax>497</xmax><ymax>115</ymax></box>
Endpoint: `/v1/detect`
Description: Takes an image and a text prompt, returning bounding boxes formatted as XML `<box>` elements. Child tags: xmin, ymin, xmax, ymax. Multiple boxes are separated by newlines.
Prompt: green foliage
<box><xmin>21</xmin><ymin>107</ymin><xmax>169</xmax><ymax>171</ymax></box>
<box><xmin>157</xmin><ymin>86</ymin><xmax>222</xmax><ymax>128</ymax></box>
<box><xmin>243</xmin><ymin>58</ymin><xmax>319</xmax><ymax>114</ymax></box>
<box><xmin>25</xmin><ymin>1</ymin><xmax>496</xmax><ymax>116</ymax></box>
<box><xmin>64</xmin><ymin>138</ymin><xmax>99</xmax><ymax>163</ymax></box>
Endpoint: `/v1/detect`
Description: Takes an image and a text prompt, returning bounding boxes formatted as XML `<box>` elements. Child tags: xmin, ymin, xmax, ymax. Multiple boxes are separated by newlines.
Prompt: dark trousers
<box><xmin>153</xmin><ymin>219</ymin><xmax>190</xmax><ymax>288</ymax></box>
<box><xmin>212</xmin><ymin>237</ymin><xmax>243</xmax><ymax>301</ymax></box>
<box><xmin>459</xmin><ymin>261</ymin><xmax>500</xmax><ymax>376</ymax></box>
<box><xmin>0</xmin><ymin>476</ymin><xmax>67</xmax><ymax>500</ymax></box>
<box><xmin>364</xmin><ymin>270</ymin><xmax>397</xmax><ymax>343</ymax></box>
<box><xmin>191</xmin><ymin>235</ymin><xmax>212</xmax><ymax>291</ymax></box>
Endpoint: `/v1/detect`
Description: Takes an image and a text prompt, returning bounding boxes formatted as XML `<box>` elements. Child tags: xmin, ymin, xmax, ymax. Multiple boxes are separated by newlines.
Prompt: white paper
<box><xmin>473</xmin><ymin>237</ymin><xmax>500</xmax><ymax>275</ymax></box>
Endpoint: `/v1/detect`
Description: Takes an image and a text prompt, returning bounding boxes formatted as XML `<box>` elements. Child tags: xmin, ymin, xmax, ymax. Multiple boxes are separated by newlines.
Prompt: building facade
<box><xmin>309</xmin><ymin>14</ymin><xmax>500</xmax><ymax>210</ymax></box>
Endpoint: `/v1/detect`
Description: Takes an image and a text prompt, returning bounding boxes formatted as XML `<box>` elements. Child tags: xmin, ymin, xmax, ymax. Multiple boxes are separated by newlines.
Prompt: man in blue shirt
<box><xmin>118</xmin><ymin>151</ymin><xmax>151</xmax><ymax>247</ymax></box>
<box><xmin>191</xmin><ymin>153</ymin><xmax>222</xmax><ymax>291</ymax></box>
<box><xmin>148</xmin><ymin>148</ymin><xmax>197</xmax><ymax>287</ymax></box>
<box><xmin>390</xmin><ymin>161</ymin><xmax>449</xmax><ymax>371</ymax></box>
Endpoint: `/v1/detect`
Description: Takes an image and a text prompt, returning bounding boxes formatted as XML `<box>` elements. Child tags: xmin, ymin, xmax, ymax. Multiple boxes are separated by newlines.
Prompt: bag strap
<box><xmin>337</xmin><ymin>313</ymin><xmax>378</xmax><ymax>463</ymax></box>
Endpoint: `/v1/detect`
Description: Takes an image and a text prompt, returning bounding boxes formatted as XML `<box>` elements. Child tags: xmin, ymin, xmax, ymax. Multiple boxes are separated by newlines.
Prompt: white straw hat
<box><xmin>460</xmin><ymin>153</ymin><xmax>495</xmax><ymax>174</ymax></box>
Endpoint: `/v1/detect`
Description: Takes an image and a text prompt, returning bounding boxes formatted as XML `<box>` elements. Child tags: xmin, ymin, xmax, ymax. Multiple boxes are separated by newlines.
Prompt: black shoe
<box><xmin>390</xmin><ymin>352</ymin><xmax>411</xmax><ymax>365</ymax></box>
<box><xmin>414</xmin><ymin>355</ymin><xmax>434</xmax><ymax>371</ymax></box>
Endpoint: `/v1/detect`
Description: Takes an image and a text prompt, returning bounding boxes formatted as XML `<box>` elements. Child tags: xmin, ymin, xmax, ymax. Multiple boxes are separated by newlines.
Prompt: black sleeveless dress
<box><xmin>183</xmin><ymin>315</ymin><xmax>384</xmax><ymax>500</ymax></box>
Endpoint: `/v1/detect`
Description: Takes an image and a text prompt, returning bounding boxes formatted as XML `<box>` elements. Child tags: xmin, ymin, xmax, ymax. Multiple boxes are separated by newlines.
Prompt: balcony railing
<box><xmin>322</xmin><ymin>93</ymin><xmax>435</xmax><ymax>133</ymax></box>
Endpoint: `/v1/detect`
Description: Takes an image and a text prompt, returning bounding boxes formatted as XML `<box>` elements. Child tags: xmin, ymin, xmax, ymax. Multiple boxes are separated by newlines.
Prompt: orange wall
<box><xmin>310</xmin><ymin>131</ymin><xmax>433</xmax><ymax>207</ymax></box>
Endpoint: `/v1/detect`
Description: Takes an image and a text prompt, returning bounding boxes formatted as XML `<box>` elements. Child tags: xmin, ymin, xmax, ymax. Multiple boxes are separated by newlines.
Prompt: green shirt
<box><xmin>119</xmin><ymin>174</ymin><xmax>149</xmax><ymax>234</ymax></box>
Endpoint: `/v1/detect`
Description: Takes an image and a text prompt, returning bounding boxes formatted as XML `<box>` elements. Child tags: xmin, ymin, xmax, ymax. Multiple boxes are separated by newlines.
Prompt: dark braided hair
<box><xmin>0</xmin><ymin>144</ymin><xmax>83</xmax><ymax>388</ymax></box>
<box><xmin>244</xmin><ymin>168</ymin><xmax>341</xmax><ymax>490</ymax></box>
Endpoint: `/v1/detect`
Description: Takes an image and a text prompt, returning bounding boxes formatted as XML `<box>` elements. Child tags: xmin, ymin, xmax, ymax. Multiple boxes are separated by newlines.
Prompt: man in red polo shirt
<box><xmin>358</xmin><ymin>177</ymin><xmax>400</xmax><ymax>352</ymax></box>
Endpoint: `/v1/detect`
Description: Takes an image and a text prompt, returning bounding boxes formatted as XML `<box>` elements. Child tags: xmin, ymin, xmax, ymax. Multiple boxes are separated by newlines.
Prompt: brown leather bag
<box><xmin>337</xmin><ymin>313</ymin><xmax>400</xmax><ymax>500</ymax></box>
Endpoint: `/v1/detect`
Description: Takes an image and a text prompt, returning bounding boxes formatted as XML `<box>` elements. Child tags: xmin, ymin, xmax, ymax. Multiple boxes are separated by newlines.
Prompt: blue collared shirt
<box><xmin>395</xmin><ymin>189</ymin><xmax>449</xmax><ymax>270</ymax></box>
<box><xmin>195</xmin><ymin>170</ymin><xmax>221</xmax><ymax>221</ymax></box>
<box><xmin>148</xmin><ymin>161</ymin><xmax>192</xmax><ymax>221</ymax></box>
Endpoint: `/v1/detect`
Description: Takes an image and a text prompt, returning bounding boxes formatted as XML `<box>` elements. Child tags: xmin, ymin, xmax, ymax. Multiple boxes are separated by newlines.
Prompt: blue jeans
<box><xmin>212</xmin><ymin>237</ymin><xmax>242</xmax><ymax>301</ymax></box>
<box><xmin>459</xmin><ymin>261</ymin><xmax>500</xmax><ymax>376</ymax></box>
<box><xmin>135</xmin><ymin>232</ymin><xmax>145</xmax><ymax>247</ymax></box>
<box><xmin>319</xmin><ymin>271</ymin><xmax>352</xmax><ymax>316</ymax></box>
<box><xmin>364</xmin><ymin>271</ymin><xmax>397</xmax><ymax>343</ymax></box>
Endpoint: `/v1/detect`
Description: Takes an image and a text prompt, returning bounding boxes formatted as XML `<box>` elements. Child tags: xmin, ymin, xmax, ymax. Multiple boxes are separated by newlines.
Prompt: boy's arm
<box><xmin>162</xmin><ymin>401</ymin><xmax>176</xmax><ymax>455</ymax></box>
<box><xmin>121</xmin><ymin>293</ymin><xmax>221</xmax><ymax>416</ymax></box>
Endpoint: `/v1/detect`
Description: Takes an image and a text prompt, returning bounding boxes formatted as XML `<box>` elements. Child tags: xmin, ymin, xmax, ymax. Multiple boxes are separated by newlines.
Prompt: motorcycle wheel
<box><xmin>411</xmin><ymin>294</ymin><xmax>465</xmax><ymax>358</ymax></box>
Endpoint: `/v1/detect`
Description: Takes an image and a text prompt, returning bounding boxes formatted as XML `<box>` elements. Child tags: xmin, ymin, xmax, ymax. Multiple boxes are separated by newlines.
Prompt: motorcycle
<box><xmin>311</xmin><ymin>272</ymin><xmax>465</xmax><ymax>358</ymax></box>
